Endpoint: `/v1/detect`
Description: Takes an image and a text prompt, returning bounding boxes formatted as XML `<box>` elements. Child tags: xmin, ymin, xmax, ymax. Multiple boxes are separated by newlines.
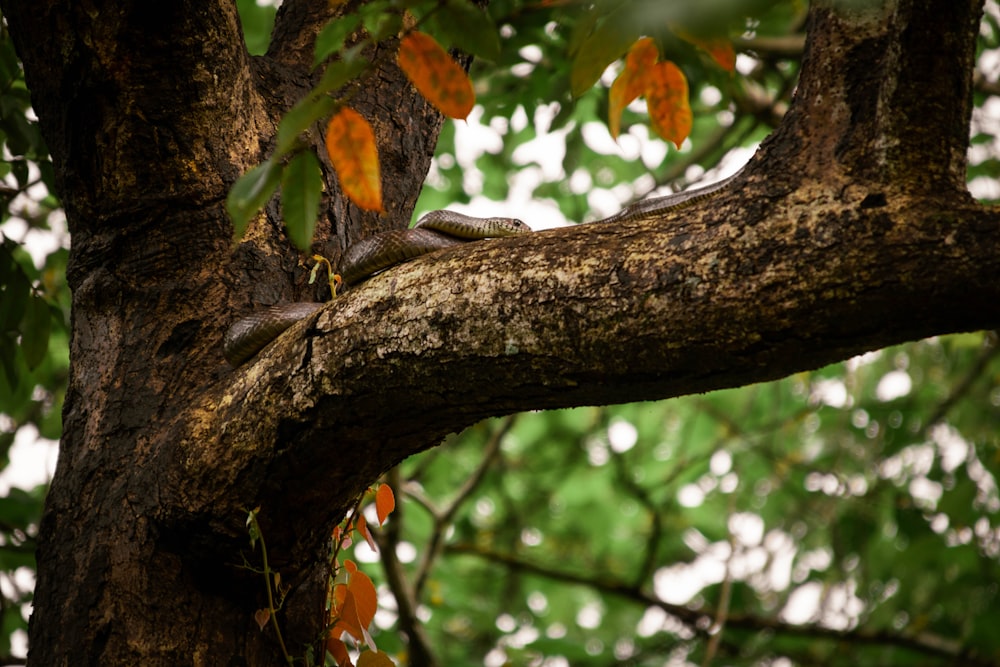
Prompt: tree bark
<box><xmin>0</xmin><ymin>0</ymin><xmax>995</xmax><ymax>664</ymax></box>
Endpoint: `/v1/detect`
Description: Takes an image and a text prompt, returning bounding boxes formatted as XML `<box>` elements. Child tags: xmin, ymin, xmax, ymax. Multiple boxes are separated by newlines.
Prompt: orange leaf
<box><xmin>329</xmin><ymin>582</ymin><xmax>347</xmax><ymax>623</ymax></box>
<box><xmin>254</xmin><ymin>608</ymin><xmax>270</xmax><ymax>631</ymax></box>
<box><xmin>326</xmin><ymin>636</ymin><xmax>354</xmax><ymax>667</ymax></box>
<box><xmin>644</xmin><ymin>61</ymin><xmax>692</xmax><ymax>149</ymax></box>
<box><xmin>332</xmin><ymin>588</ymin><xmax>364</xmax><ymax>641</ymax></box>
<box><xmin>609</xmin><ymin>37</ymin><xmax>658</xmax><ymax>139</ymax></box>
<box><xmin>397</xmin><ymin>31</ymin><xmax>475</xmax><ymax>119</ymax></box>
<box><xmin>703</xmin><ymin>39</ymin><xmax>736</xmax><ymax>72</ymax></box>
<box><xmin>325</xmin><ymin>107</ymin><xmax>383</xmax><ymax>212</ymax></box>
<box><xmin>330</xmin><ymin>566</ymin><xmax>379</xmax><ymax>649</ymax></box>
<box><xmin>347</xmin><ymin>569</ymin><xmax>378</xmax><ymax>631</ymax></box>
<box><xmin>357</xmin><ymin>513</ymin><xmax>378</xmax><ymax>553</ymax></box>
<box><xmin>358</xmin><ymin>649</ymin><xmax>395</xmax><ymax>667</ymax></box>
<box><xmin>676</xmin><ymin>30</ymin><xmax>736</xmax><ymax>73</ymax></box>
<box><xmin>375</xmin><ymin>484</ymin><xmax>395</xmax><ymax>526</ymax></box>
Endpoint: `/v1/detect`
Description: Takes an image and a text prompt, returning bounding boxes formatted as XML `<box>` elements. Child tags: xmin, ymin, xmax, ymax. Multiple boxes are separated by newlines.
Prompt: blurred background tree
<box><xmin>0</xmin><ymin>0</ymin><xmax>997</xmax><ymax>665</ymax></box>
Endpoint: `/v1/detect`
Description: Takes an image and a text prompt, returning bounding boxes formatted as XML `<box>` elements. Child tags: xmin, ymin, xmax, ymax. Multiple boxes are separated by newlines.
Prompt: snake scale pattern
<box><xmin>223</xmin><ymin>210</ymin><xmax>531</xmax><ymax>366</ymax></box>
<box><xmin>224</xmin><ymin>175</ymin><xmax>735</xmax><ymax>367</ymax></box>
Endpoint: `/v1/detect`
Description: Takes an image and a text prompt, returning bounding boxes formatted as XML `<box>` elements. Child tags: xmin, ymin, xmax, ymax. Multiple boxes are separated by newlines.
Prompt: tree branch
<box><xmin>182</xmin><ymin>183</ymin><xmax>1000</xmax><ymax>565</ymax></box>
<box><xmin>446</xmin><ymin>543</ymin><xmax>999</xmax><ymax>666</ymax></box>
<box><xmin>412</xmin><ymin>417</ymin><xmax>514</xmax><ymax>598</ymax></box>
<box><xmin>373</xmin><ymin>470</ymin><xmax>440</xmax><ymax>667</ymax></box>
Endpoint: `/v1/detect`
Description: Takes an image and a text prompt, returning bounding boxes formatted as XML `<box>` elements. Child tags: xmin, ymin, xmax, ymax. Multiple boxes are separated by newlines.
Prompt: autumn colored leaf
<box><xmin>644</xmin><ymin>60</ymin><xmax>692</xmax><ymax>149</ymax></box>
<box><xmin>397</xmin><ymin>31</ymin><xmax>475</xmax><ymax>120</ymax></box>
<box><xmin>356</xmin><ymin>513</ymin><xmax>378</xmax><ymax>552</ymax></box>
<box><xmin>702</xmin><ymin>39</ymin><xmax>736</xmax><ymax>72</ymax></box>
<box><xmin>325</xmin><ymin>107</ymin><xmax>383</xmax><ymax>212</ymax></box>
<box><xmin>253</xmin><ymin>608</ymin><xmax>270</xmax><ymax>631</ymax></box>
<box><xmin>676</xmin><ymin>30</ymin><xmax>736</xmax><ymax>73</ymax></box>
<box><xmin>331</xmin><ymin>561</ymin><xmax>378</xmax><ymax>647</ymax></box>
<box><xmin>609</xmin><ymin>37</ymin><xmax>658</xmax><ymax>139</ymax></box>
<box><xmin>375</xmin><ymin>483</ymin><xmax>395</xmax><ymax>526</ymax></box>
<box><xmin>347</xmin><ymin>567</ymin><xmax>378</xmax><ymax>630</ymax></box>
<box><xmin>357</xmin><ymin>649</ymin><xmax>395</xmax><ymax>667</ymax></box>
<box><xmin>326</xmin><ymin>636</ymin><xmax>353</xmax><ymax>667</ymax></box>
<box><xmin>332</xmin><ymin>588</ymin><xmax>363</xmax><ymax>641</ymax></box>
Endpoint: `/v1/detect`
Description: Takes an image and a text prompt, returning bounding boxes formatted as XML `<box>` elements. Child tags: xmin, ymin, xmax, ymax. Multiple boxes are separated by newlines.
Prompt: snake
<box><xmin>223</xmin><ymin>210</ymin><xmax>532</xmax><ymax>366</ymax></box>
<box><xmin>224</xmin><ymin>175</ymin><xmax>736</xmax><ymax>367</ymax></box>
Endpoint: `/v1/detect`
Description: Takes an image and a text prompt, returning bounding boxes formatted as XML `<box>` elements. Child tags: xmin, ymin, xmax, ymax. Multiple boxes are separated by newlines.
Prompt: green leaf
<box><xmin>316</xmin><ymin>55</ymin><xmax>369</xmax><ymax>96</ymax></box>
<box><xmin>0</xmin><ymin>340</ymin><xmax>17</xmax><ymax>392</ymax></box>
<box><xmin>276</xmin><ymin>94</ymin><xmax>336</xmax><ymax>157</ymax></box>
<box><xmin>427</xmin><ymin>0</ymin><xmax>502</xmax><ymax>62</ymax></box>
<box><xmin>281</xmin><ymin>151</ymin><xmax>323</xmax><ymax>251</ymax></box>
<box><xmin>314</xmin><ymin>15</ymin><xmax>363</xmax><ymax>68</ymax></box>
<box><xmin>362</xmin><ymin>11</ymin><xmax>401</xmax><ymax>44</ymax></box>
<box><xmin>21</xmin><ymin>294</ymin><xmax>51</xmax><ymax>370</ymax></box>
<box><xmin>357</xmin><ymin>0</ymin><xmax>396</xmax><ymax>40</ymax></box>
<box><xmin>570</xmin><ymin>8</ymin><xmax>638</xmax><ymax>97</ymax></box>
<box><xmin>0</xmin><ymin>264</ymin><xmax>29</xmax><ymax>337</ymax></box>
<box><xmin>0</xmin><ymin>487</ymin><xmax>43</xmax><ymax>533</ymax></box>
<box><xmin>226</xmin><ymin>158</ymin><xmax>282</xmax><ymax>241</ymax></box>
<box><xmin>0</xmin><ymin>35</ymin><xmax>21</xmax><ymax>91</ymax></box>
<box><xmin>236</xmin><ymin>0</ymin><xmax>277</xmax><ymax>56</ymax></box>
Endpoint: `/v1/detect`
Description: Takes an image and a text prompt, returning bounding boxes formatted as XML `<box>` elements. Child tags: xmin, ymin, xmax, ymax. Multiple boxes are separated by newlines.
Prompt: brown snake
<box><xmin>223</xmin><ymin>175</ymin><xmax>736</xmax><ymax>367</ymax></box>
<box><xmin>223</xmin><ymin>210</ymin><xmax>531</xmax><ymax>366</ymax></box>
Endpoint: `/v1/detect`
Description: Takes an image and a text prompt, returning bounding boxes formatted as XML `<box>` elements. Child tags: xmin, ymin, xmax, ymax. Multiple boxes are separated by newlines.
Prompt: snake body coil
<box><xmin>224</xmin><ymin>210</ymin><xmax>531</xmax><ymax>366</ymax></box>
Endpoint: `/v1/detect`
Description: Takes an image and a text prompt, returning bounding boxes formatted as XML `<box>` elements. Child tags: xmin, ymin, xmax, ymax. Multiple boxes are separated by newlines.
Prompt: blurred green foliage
<box><xmin>369</xmin><ymin>334</ymin><xmax>1000</xmax><ymax>666</ymax></box>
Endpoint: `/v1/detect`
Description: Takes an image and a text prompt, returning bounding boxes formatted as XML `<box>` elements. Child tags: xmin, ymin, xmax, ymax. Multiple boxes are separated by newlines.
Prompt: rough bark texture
<box><xmin>0</xmin><ymin>0</ymin><xmax>996</xmax><ymax>664</ymax></box>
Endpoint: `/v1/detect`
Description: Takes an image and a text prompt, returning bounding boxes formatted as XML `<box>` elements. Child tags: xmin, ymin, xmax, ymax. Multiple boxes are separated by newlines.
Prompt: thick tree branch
<box><xmin>176</xmin><ymin>1</ymin><xmax>998</xmax><ymax>574</ymax></box>
<box><xmin>178</xmin><ymin>183</ymin><xmax>1000</xmax><ymax>567</ymax></box>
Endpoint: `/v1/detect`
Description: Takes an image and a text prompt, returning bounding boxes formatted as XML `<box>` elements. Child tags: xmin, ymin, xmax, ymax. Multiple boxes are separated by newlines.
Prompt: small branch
<box><xmin>412</xmin><ymin>416</ymin><xmax>514</xmax><ymax>598</ymax></box>
<box><xmin>374</xmin><ymin>469</ymin><xmax>439</xmax><ymax>667</ymax></box>
<box><xmin>445</xmin><ymin>543</ymin><xmax>998</xmax><ymax>666</ymax></box>
<box><xmin>926</xmin><ymin>331</ymin><xmax>999</xmax><ymax>426</ymax></box>
<box><xmin>734</xmin><ymin>34</ymin><xmax>807</xmax><ymax>59</ymax></box>
<box><xmin>702</xmin><ymin>498</ymin><xmax>737</xmax><ymax>667</ymax></box>
<box><xmin>245</xmin><ymin>510</ymin><xmax>292</xmax><ymax>664</ymax></box>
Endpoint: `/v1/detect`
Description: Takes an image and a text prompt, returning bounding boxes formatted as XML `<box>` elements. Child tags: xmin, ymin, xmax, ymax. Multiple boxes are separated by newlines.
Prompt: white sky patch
<box><xmin>810</xmin><ymin>378</ymin><xmax>849</xmax><ymax>408</ymax></box>
<box><xmin>730</xmin><ymin>512</ymin><xmax>764</xmax><ymax>546</ymax></box>
<box><xmin>0</xmin><ymin>211</ymin><xmax>68</xmax><ymax>269</ymax></box>
<box><xmin>846</xmin><ymin>349</ymin><xmax>882</xmax><ymax>370</ymax></box>
<box><xmin>607</xmin><ymin>419</ymin><xmax>638</xmax><ymax>453</ymax></box>
<box><xmin>875</xmin><ymin>370</ymin><xmax>912</xmax><ymax>401</ymax></box>
<box><xmin>930</xmin><ymin>423</ymin><xmax>970</xmax><ymax>473</ymax></box>
<box><xmin>781</xmin><ymin>580</ymin><xmax>864</xmax><ymax>630</ymax></box>
<box><xmin>527</xmin><ymin>591</ymin><xmax>548</xmax><ymax>614</ymax></box>
<box><xmin>575</xmin><ymin>601</ymin><xmax>603</xmax><ymax>629</ymax></box>
<box><xmin>710</xmin><ymin>450</ymin><xmax>732</xmax><ymax>476</ymax></box>
<box><xmin>676</xmin><ymin>483</ymin><xmax>704</xmax><ymax>508</ymax></box>
<box><xmin>0</xmin><ymin>425</ymin><xmax>57</xmax><ymax>495</ymax></box>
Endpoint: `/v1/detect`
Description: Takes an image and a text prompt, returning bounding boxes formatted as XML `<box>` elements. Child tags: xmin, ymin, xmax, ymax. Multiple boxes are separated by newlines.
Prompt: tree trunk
<box><xmin>0</xmin><ymin>0</ymin><xmax>995</xmax><ymax>664</ymax></box>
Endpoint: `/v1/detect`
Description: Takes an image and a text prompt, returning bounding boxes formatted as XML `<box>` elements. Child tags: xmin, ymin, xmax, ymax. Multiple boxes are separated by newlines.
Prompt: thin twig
<box><xmin>412</xmin><ymin>415</ymin><xmax>515</xmax><ymax>598</ymax></box>
<box><xmin>374</xmin><ymin>469</ymin><xmax>440</xmax><ymax>667</ymax></box>
<box><xmin>445</xmin><ymin>543</ymin><xmax>998</xmax><ymax>666</ymax></box>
